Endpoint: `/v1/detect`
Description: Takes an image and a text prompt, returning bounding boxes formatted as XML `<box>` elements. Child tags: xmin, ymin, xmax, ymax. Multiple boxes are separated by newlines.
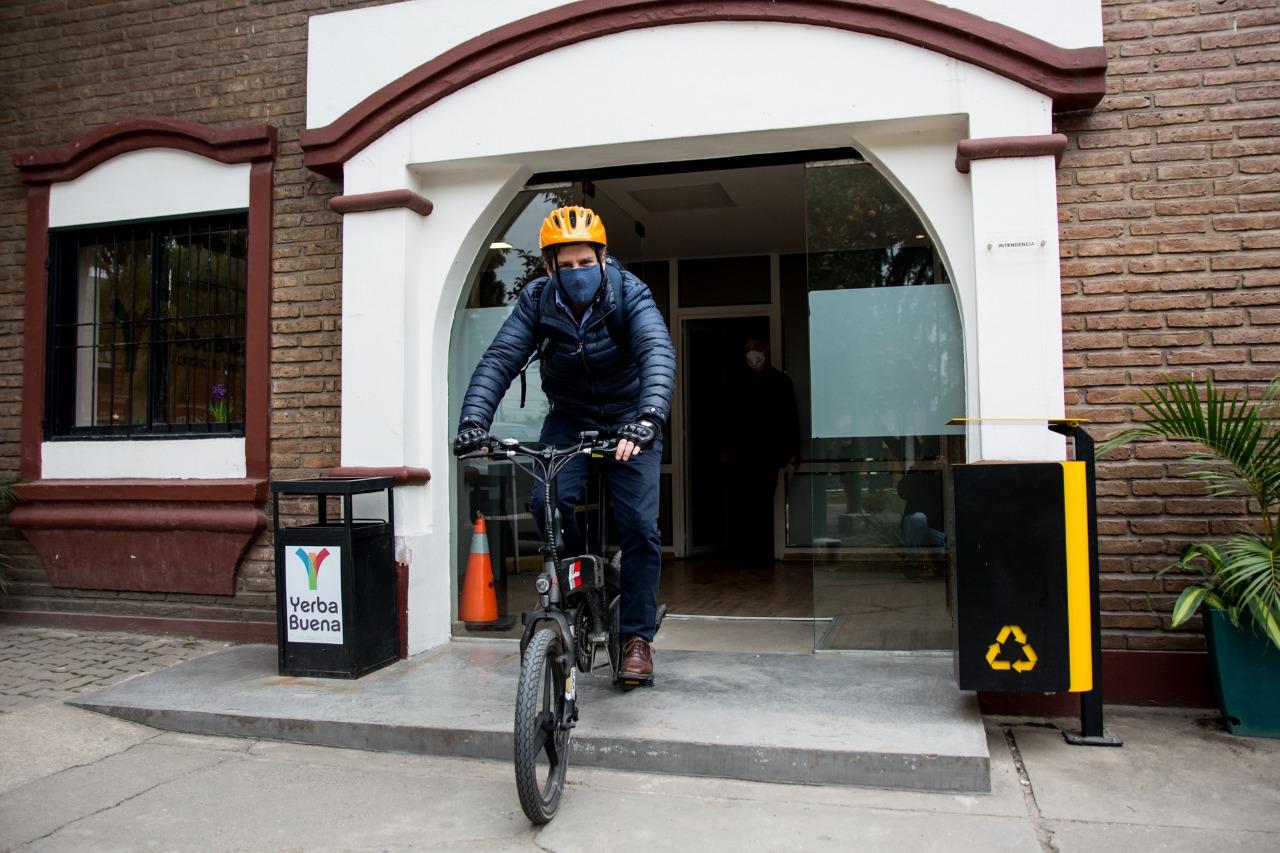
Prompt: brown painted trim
<box><xmin>12</xmin><ymin>117</ymin><xmax>275</xmax><ymax>600</ymax></box>
<box><xmin>245</xmin><ymin>159</ymin><xmax>273</xmax><ymax>481</ymax></box>
<box><xmin>20</xmin><ymin>185</ymin><xmax>50</xmax><ymax>481</ymax></box>
<box><xmin>328</xmin><ymin>466</ymin><xmax>432</xmax><ymax>485</ymax></box>
<box><xmin>300</xmin><ymin>0</ymin><xmax>1106</xmax><ymax>176</ymax></box>
<box><xmin>330</xmin><ymin>190</ymin><xmax>434</xmax><ymax>217</ymax></box>
<box><xmin>15</xmin><ymin>114</ymin><xmax>273</xmax><ymax>512</ymax></box>
<box><xmin>955</xmin><ymin>133</ymin><xmax>1069</xmax><ymax>174</ymax></box>
<box><xmin>0</xmin><ymin>610</ymin><xmax>276</xmax><ymax>644</ymax></box>
<box><xmin>15</xmin><ymin>479</ymin><xmax>269</xmax><ymax>502</ymax></box>
<box><xmin>979</xmin><ymin>650</ymin><xmax>1215</xmax><ymax>713</ymax></box>
<box><xmin>13</xmin><ymin>116</ymin><xmax>277</xmax><ymax>185</ymax></box>
<box><xmin>10</xmin><ymin>501</ymin><xmax>266</xmax><ymax>533</ymax></box>
<box><xmin>11</xmin><ymin>501</ymin><xmax>267</xmax><ymax>594</ymax></box>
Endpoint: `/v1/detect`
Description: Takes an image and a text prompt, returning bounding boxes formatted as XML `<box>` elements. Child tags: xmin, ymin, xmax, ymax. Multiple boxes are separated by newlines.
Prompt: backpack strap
<box><xmin>519</xmin><ymin>279</ymin><xmax>551</xmax><ymax>409</ymax></box>
<box><xmin>603</xmin><ymin>257</ymin><xmax>628</xmax><ymax>353</ymax></box>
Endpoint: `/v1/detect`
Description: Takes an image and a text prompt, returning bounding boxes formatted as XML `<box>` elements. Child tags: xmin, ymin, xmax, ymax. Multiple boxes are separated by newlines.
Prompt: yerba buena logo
<box><xmin>295</xmin><ymin>547</ymin><xmax>332</xmax><ymax>591</ymax></box>
<box><xmin>285</xmin><ymin>545</ymin><xmax>343</xmax><ymax>644</ymax></box>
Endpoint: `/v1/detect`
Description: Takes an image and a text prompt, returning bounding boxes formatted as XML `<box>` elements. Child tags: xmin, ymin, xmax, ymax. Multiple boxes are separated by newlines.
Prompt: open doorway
<box><xmin>658</xmin><ymin>315</ymin><xmax>813</xmax><ymax>629</ymax></box>
<box><xmin>450</xmin><ymin>151</ymin><xmax>964</xmax><ymax>651</ymax></box>
<box><xmin>683</xmin><ymin>316</ymin><xmax>771</xmax><ymax>556</ymax></box>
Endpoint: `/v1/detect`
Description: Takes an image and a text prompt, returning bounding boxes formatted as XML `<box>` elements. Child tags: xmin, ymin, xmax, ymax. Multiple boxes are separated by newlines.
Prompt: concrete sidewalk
<box><xmin>2</xmin><ymin>626</ymin><xmax>1278</xmax><ymax>852</ymax></box>
<box><xmin>69</xmin><ymin>641</ymin><xmax>990</xmax><ymax>792</ymax></box>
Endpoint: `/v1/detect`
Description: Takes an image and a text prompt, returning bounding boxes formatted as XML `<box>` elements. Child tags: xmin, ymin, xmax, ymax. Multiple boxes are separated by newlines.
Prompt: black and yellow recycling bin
<box><xmin>954</xmin><ymin>462</ymin><xmax>1093</xmax><ymax>694</ymax></box>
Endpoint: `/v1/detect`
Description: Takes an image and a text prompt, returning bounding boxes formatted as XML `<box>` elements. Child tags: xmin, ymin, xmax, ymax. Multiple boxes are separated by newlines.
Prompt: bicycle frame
<box><xmin>460</xmin><ymin>432</ymin><xmax>620</xmax><ymax>728</ymax></box>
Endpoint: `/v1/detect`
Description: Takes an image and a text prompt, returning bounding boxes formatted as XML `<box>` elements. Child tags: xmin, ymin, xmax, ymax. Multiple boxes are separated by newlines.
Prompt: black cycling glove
<box><xmin>453</xmin><ymin>424</ymin><xmax>490</xmax><ymax>457</ymax></box>
<box><xmin>617</xmin><ymin>419</ymin><xmax>659</xmax><ymax>451</ymax></box>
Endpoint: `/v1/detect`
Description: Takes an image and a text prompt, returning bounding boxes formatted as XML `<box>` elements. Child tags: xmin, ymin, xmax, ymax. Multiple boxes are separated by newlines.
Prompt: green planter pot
<box><xmin>1204</xmin><ymin>609</ymin><xmax>1280</xmax><ymax>738</ymax></box>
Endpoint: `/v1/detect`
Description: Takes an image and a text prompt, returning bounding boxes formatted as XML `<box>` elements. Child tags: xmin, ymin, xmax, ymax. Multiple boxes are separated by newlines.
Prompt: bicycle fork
<box><xmin>520</xmin><ymin>567</ymin><xmax>579</xmax><ymax>732</ymax></box>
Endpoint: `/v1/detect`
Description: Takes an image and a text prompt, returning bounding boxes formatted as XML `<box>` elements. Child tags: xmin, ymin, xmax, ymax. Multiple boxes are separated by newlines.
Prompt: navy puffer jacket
<box><xmin>458</xmin><ymin>258</ymin><xmax>676</xmax><ymax>431</ymax></box>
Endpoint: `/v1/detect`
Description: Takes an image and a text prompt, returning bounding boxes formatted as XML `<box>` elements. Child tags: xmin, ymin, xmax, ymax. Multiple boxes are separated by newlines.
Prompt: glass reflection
<box><xmin>801</xmin><ymin>161</ymin><xmax>963</xmax><ymax>651</ymax></box>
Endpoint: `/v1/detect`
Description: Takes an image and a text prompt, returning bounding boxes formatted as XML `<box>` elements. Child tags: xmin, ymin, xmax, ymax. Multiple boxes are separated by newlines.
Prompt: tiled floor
<box><xmin>463</xmin><ymin>556</ymin><xmax>953</xmax><ymax>651</ymax></box>
<box><xmin>0</xmin><ymin>625</ymin><xmax>227</xmax><ymax>713</ymax></box>
<box><xmin>815</xmin><ymin>565</ymin><xmax>953</xmax><ymax>650</ymax></box>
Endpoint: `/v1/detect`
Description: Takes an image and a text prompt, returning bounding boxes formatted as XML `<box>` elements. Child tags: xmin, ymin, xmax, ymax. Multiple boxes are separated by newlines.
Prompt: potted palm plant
<box><xmin>1099</xmin><ymin>378</ymin><xmax>1280</xmax><ymax>737</ymax></box>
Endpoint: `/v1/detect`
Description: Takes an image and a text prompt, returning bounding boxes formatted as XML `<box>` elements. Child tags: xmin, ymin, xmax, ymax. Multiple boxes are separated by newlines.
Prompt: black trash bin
<box><xmin>271</xmin><ymin>476</ymin><xmax>398</xmax><ymax>678</ymax></box>
<box><xmin>953</xmin><ymin>462</ymin><xmax>1093</xmax><ymax>694</ymax></box>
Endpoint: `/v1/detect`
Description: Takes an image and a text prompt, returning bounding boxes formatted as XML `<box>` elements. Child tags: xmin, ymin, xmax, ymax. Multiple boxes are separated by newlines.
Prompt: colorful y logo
<box><xmin>295</xmin><ymin>547</ymin><xmax>331</xmax><ymax>591</ymax></box>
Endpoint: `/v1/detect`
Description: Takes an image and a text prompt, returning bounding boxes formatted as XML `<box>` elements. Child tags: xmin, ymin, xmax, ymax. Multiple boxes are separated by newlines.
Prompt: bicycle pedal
<box><xmin>617</xmin><ymin>675</ymin><xmax>654</xmax><ymax>691</ymax></box>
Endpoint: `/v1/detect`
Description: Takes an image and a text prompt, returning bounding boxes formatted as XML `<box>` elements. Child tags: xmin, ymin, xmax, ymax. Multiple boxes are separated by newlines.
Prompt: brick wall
<box><xmin>1</xmin><ymin>1</ymin><xmax>1276</xmax><ymax>650</ymax></box>
<box><xmin>1057</xmin><ymin>0</ymin><xmax>1280</xmax><ymax>652</ymax></box>
<box><xmin>0</xmin><ymin>0</ymin><xmax>400</xmax><ymax>626</ymax></box>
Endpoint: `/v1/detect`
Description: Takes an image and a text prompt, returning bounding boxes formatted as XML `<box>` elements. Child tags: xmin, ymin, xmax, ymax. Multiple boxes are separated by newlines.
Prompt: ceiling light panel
<box><xmin>627</xmin><ymin>182</ymin><xmax>736</xmax><ymax>213</ymax></box>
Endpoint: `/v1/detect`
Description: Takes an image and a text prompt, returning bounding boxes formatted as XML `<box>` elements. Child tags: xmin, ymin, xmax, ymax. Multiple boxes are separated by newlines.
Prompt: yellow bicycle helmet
<box><xmin>539</xmin><ymin>205</ymin><xmax>607</xmax><ymax>249</ymax></box>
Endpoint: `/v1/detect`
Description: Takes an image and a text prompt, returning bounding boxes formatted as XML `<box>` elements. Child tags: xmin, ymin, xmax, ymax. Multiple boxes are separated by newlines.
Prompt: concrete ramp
<box><xmin>72</xmin><ymin>642</ymin><xmax>989</xmax><ymax>793</ymax></box>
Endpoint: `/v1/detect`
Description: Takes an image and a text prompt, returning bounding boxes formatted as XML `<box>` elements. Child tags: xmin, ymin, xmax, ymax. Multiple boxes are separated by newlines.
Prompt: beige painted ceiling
<box><xmin>592</xmin><ymin>163</ymin><xmax>807</xmax><ymax>262</ymax></box>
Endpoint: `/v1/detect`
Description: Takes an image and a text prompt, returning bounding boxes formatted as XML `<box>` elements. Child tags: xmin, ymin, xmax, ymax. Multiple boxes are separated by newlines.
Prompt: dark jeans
<box><xmin>527</xmin><ymin>410</ymin><xmax>664</xmax><ymax>641</ymax></box>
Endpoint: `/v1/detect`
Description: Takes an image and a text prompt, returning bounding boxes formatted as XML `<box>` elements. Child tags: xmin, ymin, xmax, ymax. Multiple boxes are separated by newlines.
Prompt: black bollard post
<box><xmin>1049</xmin><ymin>422</ymin><xmax>1123</xmax><ymax>747</ymax></box>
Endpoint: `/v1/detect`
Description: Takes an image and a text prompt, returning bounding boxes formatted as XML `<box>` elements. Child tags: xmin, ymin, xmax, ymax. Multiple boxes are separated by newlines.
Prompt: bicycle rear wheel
<box><xmin>514</xmin><ymin>627</ymin><xmax>569</xmax><ymax>823</ymax></box>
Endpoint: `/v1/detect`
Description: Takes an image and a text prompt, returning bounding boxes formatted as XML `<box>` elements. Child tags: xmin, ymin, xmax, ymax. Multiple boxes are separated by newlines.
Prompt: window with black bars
<box><xmin>46</xmin><ymin>212</ymin><xmax>249</xmax><ymax>438</ymax></box>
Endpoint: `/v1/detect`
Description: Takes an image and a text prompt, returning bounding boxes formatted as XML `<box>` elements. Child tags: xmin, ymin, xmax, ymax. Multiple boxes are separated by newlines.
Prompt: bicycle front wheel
<box><xmin>514</xmin><ymin>627</ymin><xmax>570</xmax><ymax>823</ymax></box>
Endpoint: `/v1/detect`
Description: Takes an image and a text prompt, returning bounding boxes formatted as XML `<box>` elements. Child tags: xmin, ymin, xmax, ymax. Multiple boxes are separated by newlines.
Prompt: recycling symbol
<box><xmin>986</xmin><ymin>625</ymin><xmax>1038</xmax><ymax>673</ymax></box>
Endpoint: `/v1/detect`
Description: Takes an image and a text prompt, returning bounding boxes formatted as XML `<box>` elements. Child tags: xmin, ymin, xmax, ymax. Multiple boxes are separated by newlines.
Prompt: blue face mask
<box><xmin>557</xmin><ymin>265</ymin><xmax>603</xmax><ymax>307</ymax></box>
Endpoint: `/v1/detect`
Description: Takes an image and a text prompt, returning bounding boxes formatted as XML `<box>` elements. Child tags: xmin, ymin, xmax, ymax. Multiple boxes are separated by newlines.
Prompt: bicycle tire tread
<box><xmin>514</xmin><ymin>628</ymin><xmax>567</xmax><ymax>824</ymax></box>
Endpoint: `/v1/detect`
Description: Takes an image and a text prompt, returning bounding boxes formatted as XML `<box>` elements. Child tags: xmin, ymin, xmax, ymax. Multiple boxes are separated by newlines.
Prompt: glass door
<box><xmin>793</xmin><ymin>160</ymin><xmax>965</xmax><ymax>651</ymax></box>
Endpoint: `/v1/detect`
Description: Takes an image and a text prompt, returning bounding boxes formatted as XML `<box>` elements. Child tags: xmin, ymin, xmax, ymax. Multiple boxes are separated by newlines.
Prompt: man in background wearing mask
<box><xmin>720</xmin><ymin>338</ymin><xmax>800</xmax><ymax>567</ymax></box>
<box><xmin>454</xmin><ymin>206</ymin><xmax>675</xmax><ymax>685</ymax></box>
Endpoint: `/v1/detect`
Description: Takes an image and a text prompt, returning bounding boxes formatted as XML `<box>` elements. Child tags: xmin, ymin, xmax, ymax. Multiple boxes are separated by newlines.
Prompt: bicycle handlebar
<box><xmin>457</xmin><ymin>432</ymin><xmax>619</xmax><ymax>462</ymax></box>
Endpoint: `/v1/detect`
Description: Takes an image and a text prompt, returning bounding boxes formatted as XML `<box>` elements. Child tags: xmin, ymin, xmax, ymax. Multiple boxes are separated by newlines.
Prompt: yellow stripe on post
<box><xmin>1061</xmin><ymin>461</ymin><xmax>1093</xmax><ymax>692</ymax></box>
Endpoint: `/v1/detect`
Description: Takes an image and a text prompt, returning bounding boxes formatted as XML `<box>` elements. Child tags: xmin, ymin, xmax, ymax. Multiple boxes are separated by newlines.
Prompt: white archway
<box><xmin>327</xmin><ymin>22</ymin><xmax>1069</xmax><ymax>651</ymax></box>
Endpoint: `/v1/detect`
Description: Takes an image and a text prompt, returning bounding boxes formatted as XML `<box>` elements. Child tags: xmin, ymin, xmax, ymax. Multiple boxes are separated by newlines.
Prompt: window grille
<box><xmin>46</xmin><ymin>212</ymin><xmax>249</xmax><ymax>438</ymax></box>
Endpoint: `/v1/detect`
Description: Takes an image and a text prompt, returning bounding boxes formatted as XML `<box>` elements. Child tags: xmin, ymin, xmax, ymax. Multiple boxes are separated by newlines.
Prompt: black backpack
<box><xmin>518</xmin><ymin>257</ymin><xmax>629</xmax><ymax>408</ymax></box>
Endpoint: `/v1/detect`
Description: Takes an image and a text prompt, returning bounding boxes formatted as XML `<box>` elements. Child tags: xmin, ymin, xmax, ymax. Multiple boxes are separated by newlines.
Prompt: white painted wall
<box><xmin>950</xmin><ymin>0</ymin><xmax>1102</xmax><ymax>49</ymax></box>
<box><xmin>388</xmin><ymin>24</ymin><xmax>1044</xmax><ymax>172</ymax></box>
<box><xmin>306</xmin><ymin>0</ymin><xmax>1103</xmax><ymax>129</ymax></box>
<box><xmin>337</xmin><ymin>143</ymin><xmax>528</xmax><ymax>651</ymax></box>
<box><xmin>307</xmin><ymin>0</ymin><xmax>567</xmax><ymax>128</ymax></box>
<box><xmin>320</xmin><ymin>18</ymin><xmax>1072</xmax><ymax>650</ymax></box>
<box><xmin>48</xmin><ymin>150</ymin><xmax>250</xmax><ymax>228</ymax></box>
<box><xmin>969</xmin><ymin>155</ymin><xmax>1069</xmax><ymax>460</ymax></box>
<box><xmin>42</xmin><ymin>439</ymin><xmax>247</xmax><ymax>479</ymax></box>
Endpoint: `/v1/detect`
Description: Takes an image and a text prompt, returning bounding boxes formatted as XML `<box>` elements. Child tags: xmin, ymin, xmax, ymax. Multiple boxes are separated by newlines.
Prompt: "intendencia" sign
<box><xmin>285</xmin><ymin>545</ymin><xmax>344</xmax><ymax>644</ymax></box>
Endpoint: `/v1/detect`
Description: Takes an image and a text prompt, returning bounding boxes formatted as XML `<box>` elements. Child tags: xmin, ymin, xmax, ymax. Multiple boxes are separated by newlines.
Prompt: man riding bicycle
<box><xmin>454</xmin><ymin>205</ymin><xmax>676</xmax><ymax>684</ymax></box>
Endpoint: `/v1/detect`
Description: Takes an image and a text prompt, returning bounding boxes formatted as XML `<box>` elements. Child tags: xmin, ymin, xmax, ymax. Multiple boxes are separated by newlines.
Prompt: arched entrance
<box><xmin>304</xmin><ymin>5</ymin><xmax>1103</xmax><ymax>652</ymax></box>
<box><xmin>447</xmin><ymin>151</ymin><xmax>965</xmax><ymax>651</ymax></box>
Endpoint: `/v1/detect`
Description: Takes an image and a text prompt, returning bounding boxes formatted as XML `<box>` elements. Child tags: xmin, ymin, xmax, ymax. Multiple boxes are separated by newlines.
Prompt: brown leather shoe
<box><xmin>619</xmin><ymin>636</ymin><xmax>654</xmax><ymax>682</ymax></box>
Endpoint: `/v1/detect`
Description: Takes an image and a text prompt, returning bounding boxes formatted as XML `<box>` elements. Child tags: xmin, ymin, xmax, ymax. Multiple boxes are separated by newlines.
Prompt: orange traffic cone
<box><xmin>460</xmin><ymin>514</ymin><xmax>499</xmax><ymax>625</ymax></box>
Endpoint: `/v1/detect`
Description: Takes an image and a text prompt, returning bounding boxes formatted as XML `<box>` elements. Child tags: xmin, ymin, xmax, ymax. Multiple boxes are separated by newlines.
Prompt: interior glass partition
<box><xmin>797</xmin><ymin>161</ymin><xmax>965</xmax><ymax>651</ymax></box>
